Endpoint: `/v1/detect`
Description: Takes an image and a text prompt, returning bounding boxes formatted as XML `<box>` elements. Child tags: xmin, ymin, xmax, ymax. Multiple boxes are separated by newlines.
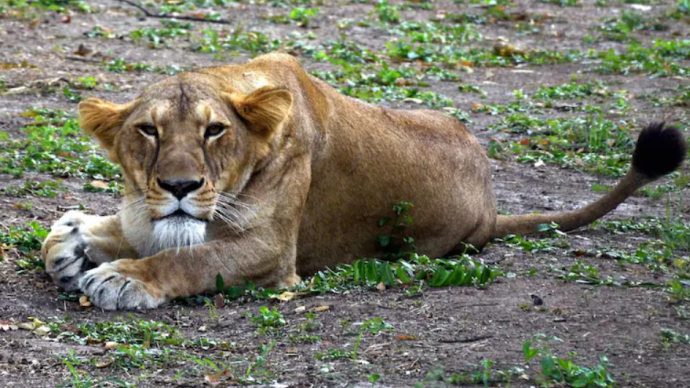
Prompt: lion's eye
<box><xmin>137</xmin><ymin>124</ymin><xmax>158</xmax><ymax>137</ymax></box>
<box><xmin>205</xmin><ymin>123</ymin><xmax>226</xmax><ymax>138</ymax></box>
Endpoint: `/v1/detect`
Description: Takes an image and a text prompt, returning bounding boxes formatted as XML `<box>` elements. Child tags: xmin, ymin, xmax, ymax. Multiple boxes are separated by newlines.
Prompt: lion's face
<box><xmin>78</xmin><ymin>73</ymin><xmax>293</xmax><ymax>252</ymax></box>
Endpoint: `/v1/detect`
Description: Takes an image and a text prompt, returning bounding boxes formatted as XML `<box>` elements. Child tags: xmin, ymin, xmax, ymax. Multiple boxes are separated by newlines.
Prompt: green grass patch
<box><xmin>3</xmin><ymin>180</ymin><xmax>65</xmax><ymax>197</ymax></box>
<box><xmin>130</xmin><ymin>20</ymin><xmax>193</xmax><ymax>48</ymax></box>
<box><xmin>0</xmin><ymin>221</ymin><xmax>48</xmax><ymax>271</ymax></box>
<box><xmin>489</xmin><ymin>115</ymin><xmax>635</xmax><ymax>176</ymax></box>
<box><xmin>311</xmin><ymin>62</ymin><xmax>454</xmax><ymax>108</ymax></box>
<box><xmin>215</xmin><ymin>253</ymin><xmax>500</xmax><ymax>302</ymax></box>
<box><xmin>552</xmin><ymin>260</ymin><xmax>664</xmax><ymax>288</ymax></box>
<box><xmin>315</xmin><ymin>317</ymin><xmax>393</xmax><ymax>361</ymax></box>
<box><xmin>0</xmin><ymin>221</ymin><xmax>48</xmax><ymax>252</ymax></box>
<box><xmin>533</xmin><ymin>81</ymin><xmax>610</xmax><ymax>100</ymax></box>
<box><xmin>194</xmin><ymin>28</ymin><xmax>281</xmax><ymax>55</ymax></box>
<box><xmin>0</xmin><ymin>0</ymin><xmax>92</xmax><ymax>15</ymax></box>
<box><xmin>661</xmin><ymin>328</ymin><xmax>690</xmax><ymax>346</ymax></box>
<box><xmin>524</xmin><ymin>334</ymin><xmax>616</xmax><ymax>387</ymax></box>
<box><xmin>0</xmin><ymin>118</ymin><xmax>120</xmax><ymax>179</ymax></box>
<box><xmin>105</xmin><ymin>58</ymin><xmax>186</xmax><ymax>75</ymax></box>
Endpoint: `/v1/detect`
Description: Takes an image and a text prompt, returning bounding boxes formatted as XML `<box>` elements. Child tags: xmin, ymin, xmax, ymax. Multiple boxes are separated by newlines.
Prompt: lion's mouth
<box><xmin>150</xmin><ymin>209</ymin><xmax>208</xmax><ymax>251</ymax></box>
<box><xmin>155</xmin><ymin>209</ymin><xmax>208</xmax><ymax>223</ymax></box>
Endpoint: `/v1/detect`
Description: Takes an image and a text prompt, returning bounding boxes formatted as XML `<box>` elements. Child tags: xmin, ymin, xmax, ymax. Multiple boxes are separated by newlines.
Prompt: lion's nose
<box><xmin>158</xmin><ymin>178</ymin><xmax>204</xmax><ymax>200</ymax></box>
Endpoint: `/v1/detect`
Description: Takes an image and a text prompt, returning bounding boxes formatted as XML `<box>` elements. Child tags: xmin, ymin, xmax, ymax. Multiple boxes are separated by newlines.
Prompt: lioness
<box><xmin>41</xmin><ymin>53</ymin><xmax>685</xmax><ymax>310</ymax></box>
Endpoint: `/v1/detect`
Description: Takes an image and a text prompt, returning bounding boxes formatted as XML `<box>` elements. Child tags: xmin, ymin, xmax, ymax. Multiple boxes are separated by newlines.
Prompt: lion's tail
<box><xmin>491</xmin><ymin>122</ymin><xmax>687</xmax><ymax>238</ymax></box>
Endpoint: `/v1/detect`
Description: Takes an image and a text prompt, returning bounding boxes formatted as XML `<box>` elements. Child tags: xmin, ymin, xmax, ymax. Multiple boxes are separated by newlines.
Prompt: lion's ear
<box><xmin>79</xmin><ymin>98</ymin><xmax>136</xmax><ymax>161</ymax></box>
<box><xmin>228</xmin><ymin>86</ymin><xmax>293</xmax><ymax>137</ymax></box>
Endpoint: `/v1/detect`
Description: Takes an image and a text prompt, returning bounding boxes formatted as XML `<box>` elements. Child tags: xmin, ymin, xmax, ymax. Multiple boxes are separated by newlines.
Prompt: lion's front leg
<box><xmin>78</xmin><ymin>236</ymin><xmax>300</xmax><ymax>310</ymax></box>
<box><xmin>42</xmin><ymin>211</ymin><xmax>137</xmax><ymax>291</ymax></box>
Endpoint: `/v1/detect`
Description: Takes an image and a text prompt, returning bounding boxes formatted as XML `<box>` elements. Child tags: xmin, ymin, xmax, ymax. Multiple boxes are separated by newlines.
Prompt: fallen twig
<box><xmin>455</xmin><ymin>302</ymin><xmax>500</xmax><ymax>308</ymax></box>
<box><xmin>116</xmin><ymin>0</ymin><xmax>233</xmax><ymax>25</ymax></box>
<box><xmin>438</xmin><ymin>334</ymin><xmax>493</xmax><ymax>344</ymax></box>
<box><xmin>64</xmin><ymin>56</ymin><xmax>103</xmax><ymax>64</ymax></box>
<box><xmin>57</xmin><ymin>205</ymin><xmax>83</xmax><ymax>212</ymax></box>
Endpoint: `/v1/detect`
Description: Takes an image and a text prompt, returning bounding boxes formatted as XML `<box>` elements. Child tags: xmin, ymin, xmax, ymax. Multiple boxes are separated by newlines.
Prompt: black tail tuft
<box><xmin>632</xmin><ymin>122</ymin><xmax>686</xmax><ymax>179</ymax></box>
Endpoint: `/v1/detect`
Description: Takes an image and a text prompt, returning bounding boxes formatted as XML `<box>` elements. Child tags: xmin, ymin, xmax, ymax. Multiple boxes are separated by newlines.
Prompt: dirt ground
<box><xmin>1</xmin><ymin>0</ymin><xmax>690</xmax><ymax>387</ymax></box>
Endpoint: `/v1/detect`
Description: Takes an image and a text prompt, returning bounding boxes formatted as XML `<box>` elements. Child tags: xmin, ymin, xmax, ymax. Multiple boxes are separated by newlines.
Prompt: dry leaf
<box><xmin>61</xmin><ymin>325</ymin><xmax>81</xmax><ymax>335</ymax></box>
<box><xmin>16</xmin><ymin>317</ymin><xmax>48</xmax><ymax>335</ymax></box>
<box><xmin>89</xmin><ymin>180</ymin><xmax>109</xmax><ymax>189</ymax></box>
<box><xmin>273</xmin><ymin>291</ymin><xmax>297</xmax><ymax>301</ymax></box>
<box><xmin>79</xmin><ymin>295</ymin><xmax>92</xmax><ymax>307</ymax></box>
<box><xmin>214</xmin><ymin>293</ymin><xmax>225</xmax><ymax>309</ymax></box>
<box><xmin>205</xmin><ymin>374</ymin><xmax>221</xmax><ymax>385</ymax></box>
<box><xmin>376</xmin><ymin>282</ymin><xmax>386</xmax><ymax>292</ymax></box>
<box><xmin>205</xmin><ymin>369</ymin><xmax>235</xmax><ymax>385</ymax></box>
<box><xmin>34</xmin><ymin>326</ymin><xmax>51</xmax><ymax>336</ymax></box>
<box><xmin>309</xmin><ymin>305</ymin><xmax>330</xmax><ymax>313</ymax></box>
<box><xmin>398</xmin><ymin>334</ymin><xmax>416</xmax><ymax>340</ymax></box>
<box><xmin>104</xmin><ymin>341</ymin><xmax>119</xmax><ymax>350</ymax></box>
<box><xmin>0</xmin><ymin>322</ymin><xmax>18</xmax><ymax>331</ymax></box>
<box><xmin>294</xmin><ymin>306</ymin><xmax>306</xmax><ymax>313</ymax></box>
<box><xmin>394</xmin><ymin>77</ymin><xmax>409</xmax><ymax>86</ymax></box>
<box><xmin>74</xmin><ymin>44</ymin><xmax>93</xmax><ymax>57</ymax></box>
<box><xmin>96</xmin><ymin>359</ymin><xmax>113</xmax><ymax>368</ymax></box>
<box><xmin>16</xmin><ymin>322</ymin><xmax>35</xmax><ymax>331</ymax></box>
<box><xmin>493</xmin><ymin>39</ymin><xmax>526</xmax><ymax>57</ymax></box>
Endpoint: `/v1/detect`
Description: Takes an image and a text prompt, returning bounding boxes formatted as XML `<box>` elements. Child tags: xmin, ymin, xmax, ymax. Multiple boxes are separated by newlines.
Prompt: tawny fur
<box><xmin>41</xmin><ymin>53</ymin><xmax>685</xmax><ymax>310</ymax></box>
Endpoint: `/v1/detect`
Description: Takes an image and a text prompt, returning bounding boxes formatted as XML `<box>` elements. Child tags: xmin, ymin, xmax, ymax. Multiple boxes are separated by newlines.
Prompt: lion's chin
<box><xmin>152</xmin><ymin>215</ymin><xmax>207</xmax><ymax>252</ymax></box>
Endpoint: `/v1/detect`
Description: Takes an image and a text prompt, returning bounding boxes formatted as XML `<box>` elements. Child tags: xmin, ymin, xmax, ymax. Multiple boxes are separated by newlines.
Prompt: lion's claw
<box><xmin>43</xmin><ymin>212</ymin><xmax>96</xmax><ymax>291</ymax></box>
<box><xmin>80</xmin><ymin>262</ymin><xmax>165</xmax><ymax>310</ymax></box>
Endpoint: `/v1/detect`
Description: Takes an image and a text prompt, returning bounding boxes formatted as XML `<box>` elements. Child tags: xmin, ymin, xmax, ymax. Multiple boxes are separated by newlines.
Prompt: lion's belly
<box><xmin>295</xmin><ymin>110</ymin><xmax>497</xmax><ymax>275</ymax></box>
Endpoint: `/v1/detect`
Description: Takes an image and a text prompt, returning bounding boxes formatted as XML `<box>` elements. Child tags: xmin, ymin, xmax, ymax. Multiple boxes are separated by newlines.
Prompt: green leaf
<box><xmin>536</xmin><ymin>223</ymin><xmax>553</xmax><ymax>232</ymax></box>
<box><xmin>444</xmin><ymin>265</ymin><xmax>465</xmax><ymax>285</ymax></box>
<box><xmin>396</xmin><ymin>265</ymin><xmax>412</xmax><ymax>284</ymax></box>
<box><xmin>366</xmin><ymin>259</ymin><xmax>380</xmax><ymax>284</ymax></box>
<box><xmin>378</xmin><ymin>235</ymin><xmax>391</xmax><ymax>248</ymax></box>
<box><xmin>354</xmin><ymin>260</ymin><xmax>365</xmax><ymax>284</ymax></box>
<box><xmin>523</xmin><ymin>341</ymin><xmax>538</xmax><ymax>361</ymax></box>
<box><xmin>225</xmin><ymin>286</ymin><xmax>244</xmax><ymax>299</ymax></box>
<box><xmin>541</xmin><ymin>355</ymin><xmax>555</xmax><ymax>378</ymax></box>
<box><xmin>429</xmin><ymin>267</ymin><xmax>451</xmax><ymax>287</ymax></box>
<box><xmin>215</xmin><ymin>274</ymin><xmax>225</xmax><ymax>293</ymax></box>
<box><xmin>378</xmin><ymin>262</ymin><xmax>396</xmax><ymax>286</ymax></box>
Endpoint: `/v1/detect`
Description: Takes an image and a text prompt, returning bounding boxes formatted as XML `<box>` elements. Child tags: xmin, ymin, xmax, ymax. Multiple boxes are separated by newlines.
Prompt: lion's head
<box><xmin>79</xmin><ymin>72</ymin><xmax>293</xmax><ymax>254</ymax></box>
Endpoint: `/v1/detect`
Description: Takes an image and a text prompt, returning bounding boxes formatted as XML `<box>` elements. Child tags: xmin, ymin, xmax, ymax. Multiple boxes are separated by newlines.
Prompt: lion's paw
<box><xmin>79</xmin><ymin>261</ymin><xmax>165</xmax><ymax>310</ymax></box>
<box><xmin>43</xmin><ymin>211</ymin><xmax>97</xmax><ymax>291</ymax></box>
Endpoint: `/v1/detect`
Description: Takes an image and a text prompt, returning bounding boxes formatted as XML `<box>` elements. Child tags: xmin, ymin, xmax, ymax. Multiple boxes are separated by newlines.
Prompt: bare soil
<box><xmin>1</xmin><ymin>0</ymin><xmax>689</xmax><ymax>387</ymax></box>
